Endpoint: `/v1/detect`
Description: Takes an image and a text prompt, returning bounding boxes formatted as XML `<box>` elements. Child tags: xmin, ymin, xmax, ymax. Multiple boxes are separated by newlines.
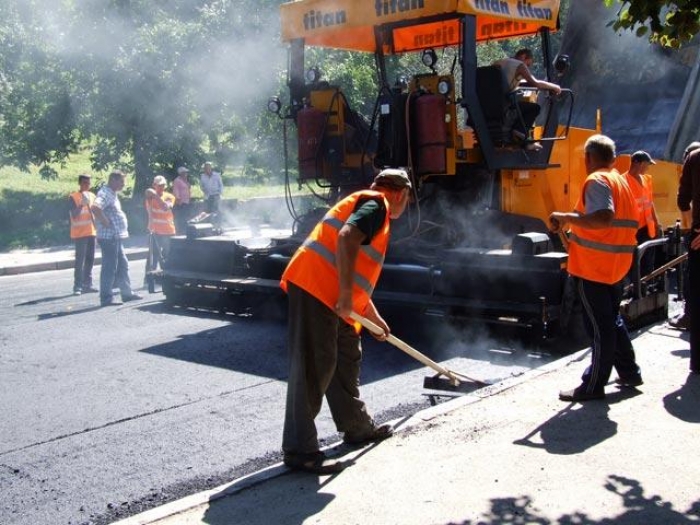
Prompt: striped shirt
<box><xmin>94</xmin><ymin>185</ymin><xmax>129</xmax><ymax>240</ymax></box>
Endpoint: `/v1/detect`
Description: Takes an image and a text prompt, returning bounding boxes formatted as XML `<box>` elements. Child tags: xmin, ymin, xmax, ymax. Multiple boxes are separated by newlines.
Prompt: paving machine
<box><xmin>163</xmin><ymin>0</ymin><xmax>684</xmax><ymax>340</ymax></box>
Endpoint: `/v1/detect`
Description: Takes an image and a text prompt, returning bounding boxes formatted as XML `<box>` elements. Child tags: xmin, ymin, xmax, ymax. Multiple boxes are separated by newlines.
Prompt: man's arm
<box><xmin>550</xmin><ymin>209</ymin><xmax>614</xmax><ymax>232</ymax></box>
<box><xmin>90</xmin><ymin>203</ymin><xmax>110</xmax><ymax>228</ymax></box>
<box><xmin>516</xmin><ymin>63</ymin><xmax>561</xmax><ymax>94</ymax></box>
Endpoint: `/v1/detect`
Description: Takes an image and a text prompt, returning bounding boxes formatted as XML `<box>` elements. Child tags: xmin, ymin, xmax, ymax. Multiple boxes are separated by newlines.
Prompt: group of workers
<box><xmin>278</xmin><ymin>135</ymin><xmax>699</xmax><ymax>473</ymax></box>
<box><xmin>68</xmin><ymin>48</ymin><xmax>697</xmax><ymax>473</ymax></box>
<box><xmin>68</xmin><ymin>162</ymin><xmax>224</xmax><ymax>305</ymax></box>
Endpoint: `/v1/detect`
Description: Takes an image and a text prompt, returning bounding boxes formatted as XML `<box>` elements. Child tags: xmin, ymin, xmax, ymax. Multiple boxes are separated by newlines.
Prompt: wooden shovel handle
<box><xmin>349</xmin><ymin>312</ymin><xmax>461</xmax><ymax>386</ymax></box>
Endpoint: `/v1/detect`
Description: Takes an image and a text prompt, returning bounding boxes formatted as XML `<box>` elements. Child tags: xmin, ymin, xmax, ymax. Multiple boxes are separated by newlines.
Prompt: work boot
<box><xmin>668</xmin><ymin>313</ymin><xmax>690</xmax><ymax>331</ymax></box>
<box><xmin>343</xmin><ymin>423</ymin><xmax>393</xmax><ymax>446</ymax></box>
<box><xmin>283</xmin><ymin>451</ymin><xmax>348</xmax><ymax>475</ymax></box>
<box><xmin>559</xmin><ymin>388</ymin><xmax>605</xmax><ymax>402</ymax></box>
<box><xmin>614</xmin><ymin>375</ymin><xmax>644</xmax><ymax>388</ymax></box>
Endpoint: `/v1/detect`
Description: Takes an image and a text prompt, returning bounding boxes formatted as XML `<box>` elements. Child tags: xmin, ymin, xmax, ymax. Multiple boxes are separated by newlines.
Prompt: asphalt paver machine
<box><xmin>163</xmin><ymin>0</ymin><xmax>682</xmax><ymax>340</ymax></box>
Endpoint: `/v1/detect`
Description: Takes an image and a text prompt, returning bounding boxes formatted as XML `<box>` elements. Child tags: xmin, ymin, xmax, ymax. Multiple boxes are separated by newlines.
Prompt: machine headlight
<box><xmin>553</xmin><ymin>54</ymin><xmax>570</xmax><ymax>76</ymax></box>
<box><xmin>267</xmin><ymin>96</ymin><xmax>282</xmax><ymax>114</ymax></box>
<box><xmin>305</xmin><ymin>67</ymin><xmax>321</xmax><ymax>83</ymax></box>
<box><xmin>437</xmin><ymin>79</ymin><xmax>451</xmax><ymax>95</ymax></box>
<box><xmin>421</xmin><ymin>49</ymin><xmax>437</xmax><ymax>69</ymax></box>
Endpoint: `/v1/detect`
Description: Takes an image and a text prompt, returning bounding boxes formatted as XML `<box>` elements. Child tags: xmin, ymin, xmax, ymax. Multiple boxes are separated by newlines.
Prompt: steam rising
<box><xmin>13</xmin><ymin>0</ymin><xmax>287</xmax><ymax>171</ymax></box>
<box><xmin>560</xmin><ymin>0</ymin><xmax>699</xmax><ymax>159</ymax></box>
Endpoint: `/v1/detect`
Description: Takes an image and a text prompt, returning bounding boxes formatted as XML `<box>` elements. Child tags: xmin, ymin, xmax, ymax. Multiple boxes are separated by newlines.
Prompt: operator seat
<box><xmin>471</xmin><ymin>65</ymin><xmax>524</xmax><ymax>146</ymax></box>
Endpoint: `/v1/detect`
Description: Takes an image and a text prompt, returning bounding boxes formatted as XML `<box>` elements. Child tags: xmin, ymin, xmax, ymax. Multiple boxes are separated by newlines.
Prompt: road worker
<box><xmin>280</xmin><ymin>168</ymin><xmax>413</xmax><ymax>474</ymax></box>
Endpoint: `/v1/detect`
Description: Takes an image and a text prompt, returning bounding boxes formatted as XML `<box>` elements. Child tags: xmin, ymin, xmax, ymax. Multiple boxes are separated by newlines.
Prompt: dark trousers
<box><xmin>689</xmin><ymin>231</ymin><xmax>700</xmax><ymax>371</ymax></box>
<box><xmin>514</xmin><ymin>101</ymin><xmax>540</xmax><ymax>135</ymax></box>
<box><xmin>73</xmin><ymin>236</ymin><xmax>96</xmax><ymax>291</ymax></box>
<box><xmin>576</xmin><ymin>277</ymin><xmax>641</xmax><ymax>394</ymax></box>
<box><xmin>282</xmin><ymin>283</ymin><xmax>373</xmax><ymax>455</ymax></box>
<box><xmin>145</xmin><ymin>234</ymin><xmax>171</xmax><ymax>273</ymax></box>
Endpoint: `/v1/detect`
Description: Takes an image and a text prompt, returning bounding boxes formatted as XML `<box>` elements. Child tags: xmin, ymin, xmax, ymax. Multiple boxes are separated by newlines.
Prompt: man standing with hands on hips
<box><xmin>549</xmin><ymin>134</ymin><xmax>642</xmax><ymax>401</ymax></box>
<box><xmin>91</xmin><ymin>170</ymin><xmax>142</xmax><ymax>307</ymax></box>
<box><xmin>279</xmin><ymin>169</ymin><xmax>413</xmax><ymax>474</ymax></box>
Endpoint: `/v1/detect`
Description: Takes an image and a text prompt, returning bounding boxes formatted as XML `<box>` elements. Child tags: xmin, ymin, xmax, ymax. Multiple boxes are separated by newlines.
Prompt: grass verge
<box><xmin>0</xmin><ymin>151</ymin><xmax>309</xmax><ymax>251</ymax></box>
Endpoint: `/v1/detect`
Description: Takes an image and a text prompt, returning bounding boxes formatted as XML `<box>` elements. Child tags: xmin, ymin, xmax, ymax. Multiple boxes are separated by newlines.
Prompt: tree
<box><xmin>0</xmin><ymin>0</ymin><xmax>288</xmax><ymax>191</ymax></box>
<box><xmin>0</xmin><ymin>2</ymin><xmax>81</xmax><ymax>178</ymax></box>
<box><xmin>604</xmin><ymin>0</ymin><xmax>700</xmax><ymax>47</ymax></box>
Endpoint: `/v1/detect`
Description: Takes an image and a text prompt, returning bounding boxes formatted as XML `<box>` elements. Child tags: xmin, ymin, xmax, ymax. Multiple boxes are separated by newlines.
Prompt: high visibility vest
<box><xmin>146</xmin><ymin>191</ymin><xmax>176</xmax><ymax>235</ymax></box>
<box><xmin>280</xmin><ymin>190</ymin><xmax>391</xmax><ymax>324</ymax></box>
<box><xmin>624</xmin><ymin>172</ymin><xmax>656</xmax><ymax>238</ymax></box>
<box><xmin>69</xmin><ymin>191</ymin><xmax>96</xmax><ymax>239</ymax></box>
<box><xmin>568</xmin><ymin>170</ymin><xmax>640</xmax><ymax>284</ymax></box>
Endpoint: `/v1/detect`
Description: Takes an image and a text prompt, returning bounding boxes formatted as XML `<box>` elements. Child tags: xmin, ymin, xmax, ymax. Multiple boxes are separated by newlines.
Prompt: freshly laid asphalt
<box><xmin>2</xmin><ymin>242</ymin><xmax>698</xmax><ymax>525</ymax></box>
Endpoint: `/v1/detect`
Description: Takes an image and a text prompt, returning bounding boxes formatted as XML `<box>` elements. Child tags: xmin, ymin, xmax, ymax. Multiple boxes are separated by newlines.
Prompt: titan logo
<box><xmin>413</xmin><ymin>25</ymin><xmax>458</xmax><ymax>48</ymax></box>
<box><xmin>375</xmin><ymin>0</ymin><xmax>425</xmax><ymax>17</ymax></box>
<box><xmin>474</xmin><ymin>0</ymin><xmax>553</xmax><ymax>21</ymax></box>
<box><xmin>303</xmin><ymin>9</ymin><xmax>347</xmax><ymax>30</ymax></box>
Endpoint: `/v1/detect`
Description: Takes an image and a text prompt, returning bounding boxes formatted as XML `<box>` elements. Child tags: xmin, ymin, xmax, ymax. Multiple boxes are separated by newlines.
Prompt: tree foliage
<box><xmin>604</xmin><ymin>0</ymin><xmax>700</xmax><ymax>47</ymax></box>
<box><xmin>0</xmin><ymin>0</ymin><xmax>287</xmax><ymax>191</ymax></box>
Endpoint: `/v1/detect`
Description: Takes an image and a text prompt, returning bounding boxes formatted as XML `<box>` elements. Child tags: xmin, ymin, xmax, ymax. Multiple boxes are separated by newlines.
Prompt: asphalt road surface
<box><xmin>0</xmin><ymin>264</ymin><xmax>572</xmax><ymax>525</ymax></box>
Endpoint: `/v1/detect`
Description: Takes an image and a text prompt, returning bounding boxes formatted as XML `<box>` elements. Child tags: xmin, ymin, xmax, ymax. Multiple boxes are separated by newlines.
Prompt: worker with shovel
<box><xmin>279</xmin><ymin>169</ymin><xmax>412</xmax><ymax>474</ymax></box>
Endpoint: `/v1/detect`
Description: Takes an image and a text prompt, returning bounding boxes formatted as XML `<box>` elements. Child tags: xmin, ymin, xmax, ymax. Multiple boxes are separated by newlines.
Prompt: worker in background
<box><xmin>69</xmin><ymin>174</ymin><xmax>97</xmax><ymax>295</ymax></box>
<box><xmin>200</xmin><ymin>161</ymin><xmax>224</xmax><ymax>228</ymax></box>
<box><xmin>550</xmin><ymin>134</ymin><xmax>642</xmax><ymax>401</ymax></box>
<box><xmin>172</xmin><ymin>166</ymin><xmax>192</xmax><ymax>234</ymax></box>
<box><xmin>669</xmin><ymin>141</ymin><xmax>700</xmax><ymax>331</ymax></box>
<box><xmin>144</xmin><ymin>175</ymin><xmax>176</xmax><ymax>273</ymax></box>
<box><xmin>623</xmin><ymin>150</ymin><xmax>661</xmax><ymax>279</ymax></box>
<box><xmin>677</xmin><ymin>143</ymin><xmax>700</xmax><ymax>374</ymax></box>
<box><xmin>91</xmin><ymin>170</ymin><xmax>142</xmax><ymax>307</ymax></box>
<box><xmin>279</xmin><ymin>168</ymin><xmax>412</xmax><ymax>474</ymax></box>
<box><xmin>493</xmin><ymin>48</ymin><xmax>561</xmax><ymax>145</ymax></box>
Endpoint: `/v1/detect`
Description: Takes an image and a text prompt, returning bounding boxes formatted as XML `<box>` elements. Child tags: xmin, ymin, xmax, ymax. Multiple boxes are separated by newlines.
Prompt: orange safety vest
<box><xmin>568</xmin><ymin>170</ymin><xmax>640</xmax><ymax>285</ymax></box>
<box><xmin>280</xmin><ymin>190</ymin><xmax>391</xmax><ymax>324</ymax></box>
<box><xmin>146</xmin><ymin>191</ymin><xmax>176</xmax><ymax>235</ymax></box>
<box><xmin>624</xmin><ymin>172</ymin><xmax>656</xmax><ymax>238</ymax></box>
<box><xmin>69</xmin><ymin>191</ymin><xmax>96</xmax><ymax>239</ymax></box>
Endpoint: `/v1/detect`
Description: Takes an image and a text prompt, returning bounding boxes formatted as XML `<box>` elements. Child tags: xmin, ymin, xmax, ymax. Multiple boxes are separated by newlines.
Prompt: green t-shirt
<box><xmin>346</xmin><ymin>197</ymin><xmax>387</xmax><ymax>245</ymax></box>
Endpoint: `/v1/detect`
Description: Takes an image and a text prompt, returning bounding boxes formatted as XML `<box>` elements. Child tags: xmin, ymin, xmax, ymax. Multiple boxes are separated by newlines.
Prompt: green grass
<box><xmin>0</xmin><ymin>149</ymin><xmax>309</xmax><ymax>251</ymax></box>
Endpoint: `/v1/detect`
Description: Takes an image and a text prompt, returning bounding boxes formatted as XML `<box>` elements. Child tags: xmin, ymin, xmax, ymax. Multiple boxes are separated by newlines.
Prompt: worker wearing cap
<box><xmin>172</xmin><ymin>166</ymin><xmax>192</xmax><ymax>234</ymax></box>
<box><xmin>623</xmin><ymin>150</ymin><xmax>661</xmax><ymax>279</ymax></box>
<box><xmin>145</xmin><ymin>175</ymin><xmax>176</xmax><ymax>273</ymax></box>
<box><xmin>279</xmin><ymin>168</ymin><xmax>412</xmax><ymax>474</ymax></box>
<box><xmin>69</xmin><ymin>174</ymin><xmax>97</xmax><ymax>295</ymax></box>
<box><xmin>550</xmin><ymin>135</ymin><xmax>642</xmax><ymax>402</ymax></box>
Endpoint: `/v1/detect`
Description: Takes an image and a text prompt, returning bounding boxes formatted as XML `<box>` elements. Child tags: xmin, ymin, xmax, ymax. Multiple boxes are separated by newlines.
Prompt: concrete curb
<box><xmin>0</xmin><ymin>249</ymin><xmax>148</xmax><ymax>277</ymax></box>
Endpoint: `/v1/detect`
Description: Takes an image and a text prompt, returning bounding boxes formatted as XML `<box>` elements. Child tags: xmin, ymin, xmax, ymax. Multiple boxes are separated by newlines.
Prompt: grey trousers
<box><xmin>282</xmin><ymin>282</ymin><xmax>373</xmax><ymax>455</ymax></box>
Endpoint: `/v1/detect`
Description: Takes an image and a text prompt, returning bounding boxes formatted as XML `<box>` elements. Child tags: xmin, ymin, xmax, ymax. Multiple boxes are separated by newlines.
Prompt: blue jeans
<box><xmin>98</xmin><ymin>238</ymin><xmax>133</xmax><ymax>303</ymax></box>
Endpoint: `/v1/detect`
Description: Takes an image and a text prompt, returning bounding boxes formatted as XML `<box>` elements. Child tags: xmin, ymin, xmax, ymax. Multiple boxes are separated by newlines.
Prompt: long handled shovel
<box><xmin>349</xmin><ymin>312</ymin><xmax>490</xmax><ymax>390</ymax></box>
